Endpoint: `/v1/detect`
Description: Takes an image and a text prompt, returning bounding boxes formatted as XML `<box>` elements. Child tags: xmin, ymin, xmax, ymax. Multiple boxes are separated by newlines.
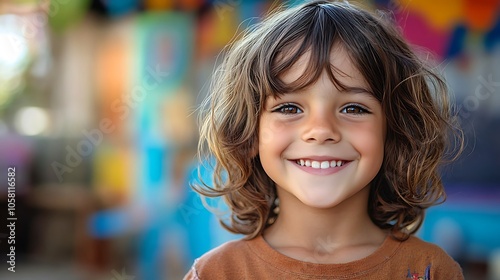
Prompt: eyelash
<box><xmin>341</xmin><ymin>104</ymin><xmax>370</xmax><ymax>115</ymax></box>
<box><xmin>272</xmin><ymin>103</ymin><xmax>302</xmax><ymax>115</ymax></box>
<box><xmin>272</xmin><ymin>103</ymin><xmax>370</xmax><ymax>115</ymax></box>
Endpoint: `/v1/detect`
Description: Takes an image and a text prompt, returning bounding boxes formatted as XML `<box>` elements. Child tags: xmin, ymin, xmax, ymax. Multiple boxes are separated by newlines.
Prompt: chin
<box><xmin>297</xmin><ymin>194</ymin><xmax>345</xmax><ymax>209</ymax></box>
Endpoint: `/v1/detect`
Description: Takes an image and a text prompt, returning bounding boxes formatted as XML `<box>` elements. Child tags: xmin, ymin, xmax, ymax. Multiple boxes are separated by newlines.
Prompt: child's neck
<box><xmin>262</xmin><ymin>187</ymin><xmax>387</xmax><ymax>264</ymax></box>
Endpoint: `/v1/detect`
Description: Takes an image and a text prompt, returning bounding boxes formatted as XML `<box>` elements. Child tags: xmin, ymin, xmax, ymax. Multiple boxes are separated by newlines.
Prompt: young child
<box><xmin>185</xmin><ymin>0</ymin><xmax>464</xmax><ymax>279</ymax></box>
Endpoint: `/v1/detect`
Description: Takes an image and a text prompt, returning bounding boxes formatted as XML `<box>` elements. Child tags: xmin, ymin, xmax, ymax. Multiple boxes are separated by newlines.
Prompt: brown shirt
<box><xmin>184</xmin><ymin>234</ymin><xmax>464</xmax><ymax>279</ymax></box>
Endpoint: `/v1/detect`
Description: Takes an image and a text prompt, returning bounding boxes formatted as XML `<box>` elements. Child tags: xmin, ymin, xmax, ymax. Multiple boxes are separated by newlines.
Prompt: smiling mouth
<box><xmin>295</xmin><ymin>159</ymin><xmax>348</xmax><ymax>169</ymax></box>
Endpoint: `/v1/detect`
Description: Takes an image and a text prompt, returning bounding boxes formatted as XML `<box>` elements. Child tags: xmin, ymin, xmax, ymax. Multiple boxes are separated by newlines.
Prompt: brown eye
<box><xmin>273</xmin><ymin>104</ymin><xmax>303</xmax><ymax>115</ymax></box>
<box><xmin>341</xmin><ymin>105</ymin><xmax>369</xmax><ymax>114</ymax></box>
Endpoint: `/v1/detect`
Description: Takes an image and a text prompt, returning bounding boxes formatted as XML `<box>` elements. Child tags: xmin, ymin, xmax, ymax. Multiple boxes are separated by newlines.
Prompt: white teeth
<box><xmin>320</xmin><ymin>161</ymin><xmax>329</xmax><ymax>169</ymax></box>
<box><xmin>296</xmin><ymin>159</ymin><xmax>345</xmax><ymax>169</ymax></box>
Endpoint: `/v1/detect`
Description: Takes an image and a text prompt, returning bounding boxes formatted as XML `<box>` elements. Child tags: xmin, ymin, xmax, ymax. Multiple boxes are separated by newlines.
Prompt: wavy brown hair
<box><xmin>195</xmin><ymin>0</ymin><xmax>462</xmax><ymax>240</ymax></box>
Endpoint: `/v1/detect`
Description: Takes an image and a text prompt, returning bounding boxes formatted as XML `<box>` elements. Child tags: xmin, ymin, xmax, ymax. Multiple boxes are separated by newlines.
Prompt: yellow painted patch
<box><xmin>399</xmin><ymin>0</ymin><xmax>464</xmax><ymax>31</ymax></box>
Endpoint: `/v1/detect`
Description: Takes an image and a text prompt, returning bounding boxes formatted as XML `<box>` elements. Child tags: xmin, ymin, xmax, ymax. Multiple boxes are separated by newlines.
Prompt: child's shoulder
<box><xmin>401</xmin><ymin>235</ymin><xmax>455</xmax><ymax>258</ymax></box>
<box><xmin>198</xmin><ymin>238</ymin><xmax>251</xmax><ymax>263</ymax></box>
<box><xmin>185</xmin><ymin>238</ymin><xmax>256</xmax><ymax>279</ymax></box>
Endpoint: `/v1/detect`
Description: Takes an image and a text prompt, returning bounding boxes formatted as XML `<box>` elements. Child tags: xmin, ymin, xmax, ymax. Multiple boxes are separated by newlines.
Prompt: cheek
<box><xmin>258</xmin><ymin>116</ymin><xmax>289</xmax><ymax>146</ymax></box>
<box><xmin>355</xmin><ymin>124</ymin><xmax>385</xmax><ymax>162</ymax></box>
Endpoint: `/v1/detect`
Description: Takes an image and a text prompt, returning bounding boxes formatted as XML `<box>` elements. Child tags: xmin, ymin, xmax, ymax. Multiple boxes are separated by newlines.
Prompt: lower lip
<box><xmin>292</xmin><ymin>161</ymin><xmax>351</xmax><ymax>175</ymax></box>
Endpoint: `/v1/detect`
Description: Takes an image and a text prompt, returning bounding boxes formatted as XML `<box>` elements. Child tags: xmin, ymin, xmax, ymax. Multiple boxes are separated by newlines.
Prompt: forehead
<box><xmin>279</xmin><ymin>45</ymin><xmax>369</xmax><ymax>89</ymax></box>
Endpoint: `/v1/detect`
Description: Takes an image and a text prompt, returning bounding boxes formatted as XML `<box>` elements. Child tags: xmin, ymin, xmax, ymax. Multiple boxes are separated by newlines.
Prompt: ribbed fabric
<box><xmin>184</xmin><ymin>234</ymin><xmax>463</xmax><ymax>279</ymax></box>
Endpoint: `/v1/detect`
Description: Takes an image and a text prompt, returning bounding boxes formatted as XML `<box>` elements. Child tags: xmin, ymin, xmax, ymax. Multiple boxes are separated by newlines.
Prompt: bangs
<box><xmin>269</xmin><ymin>39</ymin><xmax>351</xmax><ymax>98</ymax></box>
<box><xmin>265</xmin><ymin>2</ymin><xmax>360</xmax><ymax>97</ymax></box>
<box><xmin>266</xmin><ymin>6</ymin><xmax>347</xmax><ymax>98</ymax></box>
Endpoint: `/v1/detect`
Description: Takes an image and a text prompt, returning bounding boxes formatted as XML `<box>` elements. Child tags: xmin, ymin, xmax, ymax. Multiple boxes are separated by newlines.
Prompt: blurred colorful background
<box><xmin>0</xmin><ymin>0</ymin><xmax>499</xmax><ymax>279</ymax></box>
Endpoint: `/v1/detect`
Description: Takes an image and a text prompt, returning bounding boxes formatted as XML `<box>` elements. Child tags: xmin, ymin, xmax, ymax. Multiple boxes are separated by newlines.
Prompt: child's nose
<box><xmin>301</xmin><ymin>112</ymin><xmax>341</xmax><ymax>144</ymax></box>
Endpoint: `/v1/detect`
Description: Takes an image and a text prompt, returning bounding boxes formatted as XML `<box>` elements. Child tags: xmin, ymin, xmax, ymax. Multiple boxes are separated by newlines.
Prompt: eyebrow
<box><xmin>341</xmin><ymin>86</ymin><xmax>373</xmax><ymax>95</ymax></box>
<box><xmin>339</xmin><ymin>86</ymin><xmax>379</xmax><ymax>102</ymax></box>
<box><xmin>273</xmin><ymin>85</ymin><xmax>376</xmax><ymax>100</ymax></box>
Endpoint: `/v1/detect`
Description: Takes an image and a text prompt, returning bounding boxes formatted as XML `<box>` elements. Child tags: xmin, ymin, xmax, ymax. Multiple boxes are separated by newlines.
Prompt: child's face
<box><xmin>258</xmin><ymin>47</ymin><xmax>386</xmax><ymax>209</ymax></box>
